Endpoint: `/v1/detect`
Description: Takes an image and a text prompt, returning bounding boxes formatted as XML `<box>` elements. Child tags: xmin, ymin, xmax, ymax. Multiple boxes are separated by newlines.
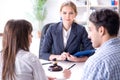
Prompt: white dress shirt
<box><xmin>0</xmin><ymin>49</ymin><xmax>48</xmax><ymax>80</ymax></box>
<box><xmin>63</xmin><ymin>27</ymin><xmax>71</xmax><ymax>48</ymax></box>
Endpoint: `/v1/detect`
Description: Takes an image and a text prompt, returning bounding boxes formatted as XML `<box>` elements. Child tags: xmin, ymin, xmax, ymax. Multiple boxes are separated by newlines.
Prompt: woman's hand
<box><xmin>66</xmin><ymin>54</ymin><xmax>88</xmax><ymax>62</ymax></box>
<box><xmin>63</xmin><ymin>69</ymin><xmax>71</xmax><ymax>79</ymax></box>
<box><xmin>49</xmin><ymin>52</ymin><xmax>69</xmax><ymax>61</ymax></box>
<box><xmin>48</xmin><ymin>69</ymin><xmax>71</xmax><ymax>80</ymax></box>
<box><xmin>48</xmin><ymin>77</ymin><xmax>56</xmax><ymax>80</ymax></box>
<box><xmin>58</xmin><ymin>52</ymin><xmax>69</xmax><ymax>60</ymax></box>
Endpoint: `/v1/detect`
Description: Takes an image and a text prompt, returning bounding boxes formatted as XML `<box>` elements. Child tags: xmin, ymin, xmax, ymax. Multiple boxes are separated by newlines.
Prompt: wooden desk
<box><xmin>40</xmin><ymin>59</ymin><xmax>85</xmax><ymax>80</ymax></box>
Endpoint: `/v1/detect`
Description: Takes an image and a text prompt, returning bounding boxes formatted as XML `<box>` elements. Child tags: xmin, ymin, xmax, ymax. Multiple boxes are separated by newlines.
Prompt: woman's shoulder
<box><xmin>73</xmin><ymin>22</ymin><xmax>85</xmax><ymax>29</ymax></box>
<box><xmin>47</xmin><ymin>22</ymin><xmax>62</xmax><ymax>31</ymax></box>
<box><xmin>72</xmin><ymin>22</ymin><xmax>86</xmax><ymax>32</ymax></box>
<box><xmin>16</xmin><ymin>50</ymin><xmax>38</xmax><ymax>63</ymax></box>
<box><xmin>50</xmin><ymin>22</ymin><xmax>61</xmax><ymax>26</ymax></box>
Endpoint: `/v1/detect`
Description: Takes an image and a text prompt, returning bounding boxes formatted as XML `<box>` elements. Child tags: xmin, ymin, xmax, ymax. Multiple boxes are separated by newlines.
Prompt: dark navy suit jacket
<box><xmin>39</xmin><ymin>22</ymin><xmax>93</xmax><ymax>60</ymax></box>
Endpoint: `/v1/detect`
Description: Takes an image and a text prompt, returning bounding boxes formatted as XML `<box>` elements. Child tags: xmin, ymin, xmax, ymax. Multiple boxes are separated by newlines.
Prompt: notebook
<box><xmin>73</xmin><ymin>49</ymin><xmax>95</xmax><ymax>57</ymax></box>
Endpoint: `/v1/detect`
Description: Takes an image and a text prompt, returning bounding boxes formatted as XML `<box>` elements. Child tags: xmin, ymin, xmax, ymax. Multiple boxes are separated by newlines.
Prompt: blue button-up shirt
<box><xmin>80</xmin><ymin>37</ymin><xmax>120</xmax><ymax>80</ymax></box>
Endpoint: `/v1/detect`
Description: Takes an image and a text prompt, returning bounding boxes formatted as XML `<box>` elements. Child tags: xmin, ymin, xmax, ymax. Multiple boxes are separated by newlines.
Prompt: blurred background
<box><xmin>0</xmin><ymin>0</ymin><xmax>119</xmax><ymax>57</ymax></box>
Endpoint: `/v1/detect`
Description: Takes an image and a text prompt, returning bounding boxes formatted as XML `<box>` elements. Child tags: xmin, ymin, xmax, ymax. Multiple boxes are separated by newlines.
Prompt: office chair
<box><xmin>39</xmin><ymin>23</ymin><xmax>55</xmax><ymax>58</ymax></box>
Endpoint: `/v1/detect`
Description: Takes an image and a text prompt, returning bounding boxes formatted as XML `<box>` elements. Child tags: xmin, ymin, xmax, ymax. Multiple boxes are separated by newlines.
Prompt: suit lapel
<box><xmin>56</xmin><ymin>23</ymin><xmax>64</xmax><ymax>50</ymax></box>
<box><xmin>55</xmin><ymin>22</ymin><xmax>77</xmax><ymax>51</ymax></box>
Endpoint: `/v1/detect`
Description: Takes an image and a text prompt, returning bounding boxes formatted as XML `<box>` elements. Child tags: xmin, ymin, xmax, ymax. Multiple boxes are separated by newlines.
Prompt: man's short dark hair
<box><xmin>89</xmin><ymin>9</ymin><xmax>120</xmax><ymax>36</ymax></box>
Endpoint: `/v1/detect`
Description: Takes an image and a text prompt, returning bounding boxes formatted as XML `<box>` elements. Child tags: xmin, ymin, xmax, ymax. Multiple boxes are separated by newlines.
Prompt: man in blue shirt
<box><xmin>80</xmin><ymin>9</ymin><xmax>120</xmax><ymax>80</ymax></box>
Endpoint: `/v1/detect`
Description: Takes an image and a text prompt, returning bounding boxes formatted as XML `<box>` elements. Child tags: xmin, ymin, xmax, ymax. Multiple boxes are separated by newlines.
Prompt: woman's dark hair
<box><xmin>2</xmin><ymin>19</ymin><xmax>33</xmax><ymax>80</ymax></box>
<box><xmin>89</xmin><ymin>9</ymin><xmax>120</xmax><ymax>36</ymax></box>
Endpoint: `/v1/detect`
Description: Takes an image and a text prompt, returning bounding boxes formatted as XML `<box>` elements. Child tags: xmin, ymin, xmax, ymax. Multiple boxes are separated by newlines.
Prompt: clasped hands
<box><xmin>49</xmin><ymin>52</ymin><xmax>88</xmax><ymax>62</ymax></box>
<box><xmin>58</xmin><ymin>52</ymin><xmax>78</xmax><ymax>61</ymax></box>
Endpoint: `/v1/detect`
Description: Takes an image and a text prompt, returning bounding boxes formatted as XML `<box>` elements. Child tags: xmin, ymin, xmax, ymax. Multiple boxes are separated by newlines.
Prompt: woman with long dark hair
<box><xmin>0</xmin><ymin>19</ymin><xmax>70</xmax><ymax>80</ymax></box>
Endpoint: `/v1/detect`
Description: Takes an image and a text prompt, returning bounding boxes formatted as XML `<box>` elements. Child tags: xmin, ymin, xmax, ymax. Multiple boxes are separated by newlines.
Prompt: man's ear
<box><xmin>98</xmin><ymin>26</ymin><xmax>105</xmax><ymax>36</ymax></box>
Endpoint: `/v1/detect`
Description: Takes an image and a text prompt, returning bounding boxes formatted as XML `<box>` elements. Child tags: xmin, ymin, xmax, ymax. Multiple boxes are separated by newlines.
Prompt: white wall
<box><xmin>0</xmin><ymin>0</ymin><xmax>33</xmax><ymax>33</ymax></box>
<box><xmin>0</xmin><ymin>0</ymin><xmax>67</xmax><ymax>57</ymax></box>
<box><xmin>43</xmin><ymin>0</ymin><xmax>65</xmax><ymax>25</ymax></box>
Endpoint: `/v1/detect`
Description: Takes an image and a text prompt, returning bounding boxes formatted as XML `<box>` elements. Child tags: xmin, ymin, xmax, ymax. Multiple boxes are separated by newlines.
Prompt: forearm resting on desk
<box><xmin>76</xmin><ymin>56</ymin><xmax>88</xmax><ymax>62</ymax></box>
<box><xmin>49</xmin><ymin>54</ymin><xmax>88</xmax><ymax>62</ymax></box>
<box><xmin>66</xmin><ymin>55</ymin><xmax>88</xmax><ymax>62</ymax></box>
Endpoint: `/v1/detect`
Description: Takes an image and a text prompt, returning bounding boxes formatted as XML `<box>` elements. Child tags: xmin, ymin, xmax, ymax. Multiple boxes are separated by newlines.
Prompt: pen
<box><xmin>67</xmin><ymin>64</ymin><xmax>76</xmax><ymax>70</ymax></box>
<box><xmin>42</xmin><ymin>62</ymin><xmax>52</xmax><ymax>65</ymax></box>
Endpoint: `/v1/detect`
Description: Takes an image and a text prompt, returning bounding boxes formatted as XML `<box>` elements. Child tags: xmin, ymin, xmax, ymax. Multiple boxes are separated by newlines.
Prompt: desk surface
<box><xmin>40</xmin><ymin>59</ymin><xmax>85</xmax><ymax>80</ymax></box>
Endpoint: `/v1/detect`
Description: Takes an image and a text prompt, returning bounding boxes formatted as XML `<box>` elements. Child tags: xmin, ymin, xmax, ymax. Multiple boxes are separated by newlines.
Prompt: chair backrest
<box><xmin>39</xmin><ymin>23</ymin><xmax>55</xmax><ymax>56</ymax></box>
